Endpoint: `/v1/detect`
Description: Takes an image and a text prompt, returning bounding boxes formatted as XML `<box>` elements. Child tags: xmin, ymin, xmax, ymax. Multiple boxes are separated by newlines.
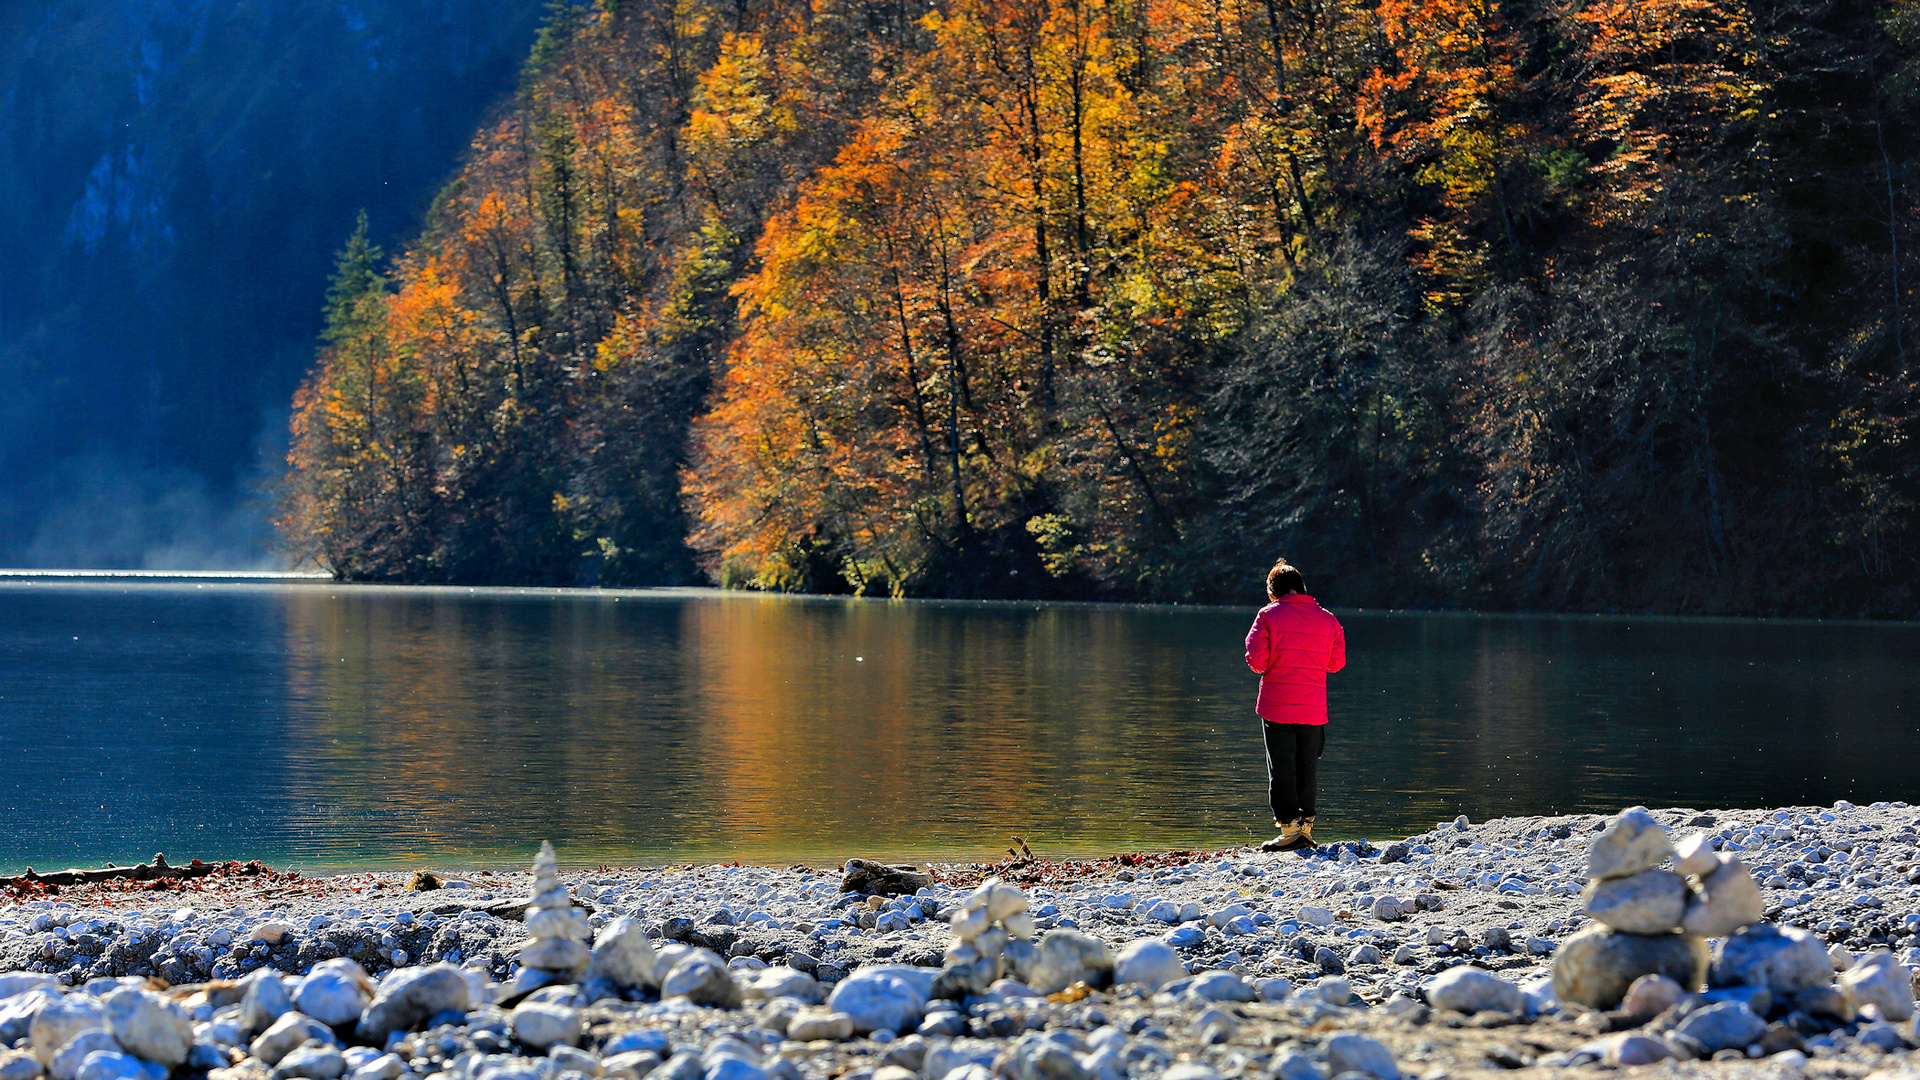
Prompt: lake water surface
<box><xmin>1</xmin><ymin>580</ymin><xmax>1915</xmax><ymax>872</ymax></box>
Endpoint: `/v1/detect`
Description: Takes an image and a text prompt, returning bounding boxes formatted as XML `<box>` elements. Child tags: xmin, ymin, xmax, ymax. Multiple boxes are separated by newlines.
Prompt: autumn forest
<box><xmin>280</xmin><ymin>0</ymin><xmax>1920</xmax><ymax>616</ymax></box>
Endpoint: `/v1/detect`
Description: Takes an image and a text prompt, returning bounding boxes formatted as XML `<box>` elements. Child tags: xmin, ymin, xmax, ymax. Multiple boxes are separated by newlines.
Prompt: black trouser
<box><xmin>1263</xmin><ymin>720</ymin><xmax>1325</xmax><ymax>825</ymax></box>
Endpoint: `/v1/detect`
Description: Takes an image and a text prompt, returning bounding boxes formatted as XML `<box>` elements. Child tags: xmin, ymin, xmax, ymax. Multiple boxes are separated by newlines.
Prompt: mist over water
<box><xmin>16</xmin><ymin>454</ymin><xmax>280</xmax><ymax>571</ymax></box>
<box><xmin>0</xmin><ymin>582</ymin><xmax>1913</xmax><ymax>872</ymax></box>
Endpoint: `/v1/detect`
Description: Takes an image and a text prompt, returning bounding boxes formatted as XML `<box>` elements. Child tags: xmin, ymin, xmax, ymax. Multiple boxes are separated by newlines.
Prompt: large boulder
<box><xmin>1551</xmin><ymin>925</ymin><xmax>1707</xmax><ymax>1010</ymax></box>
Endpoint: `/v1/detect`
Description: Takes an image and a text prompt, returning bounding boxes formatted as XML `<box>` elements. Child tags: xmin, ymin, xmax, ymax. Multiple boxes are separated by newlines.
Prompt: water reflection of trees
<box><xmin>278</xmin><ymin>592</ymin><xmax>1920</xmax><ymax>865</ymax></box>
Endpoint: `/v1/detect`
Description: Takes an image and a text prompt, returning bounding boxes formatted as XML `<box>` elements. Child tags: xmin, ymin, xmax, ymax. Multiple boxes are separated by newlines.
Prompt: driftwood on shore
<box><xmin>8</xmin><ymin>853</ymin><xmax>269</xmax><ymax>887</ymax></box>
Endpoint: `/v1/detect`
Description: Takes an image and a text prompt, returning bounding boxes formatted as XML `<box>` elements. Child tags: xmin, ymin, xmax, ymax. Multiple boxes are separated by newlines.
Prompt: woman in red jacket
<box><xmin>1244</xmin><ymin>559</ymin><xmax>1346</xmax><ymax>852</ymax></box>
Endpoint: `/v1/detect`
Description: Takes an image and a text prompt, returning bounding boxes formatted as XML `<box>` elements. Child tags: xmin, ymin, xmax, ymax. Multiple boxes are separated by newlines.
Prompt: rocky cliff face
<box><xmin>0</xmin><ymin>0</ymin><xmax>545</xmax><ymax>566</ymax></box>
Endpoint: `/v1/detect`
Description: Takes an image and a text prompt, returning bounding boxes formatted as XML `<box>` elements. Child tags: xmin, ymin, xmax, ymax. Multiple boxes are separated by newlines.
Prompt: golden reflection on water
<box><xmin>277</xmin><ymin>590</ymin><xmax>1274</xmax><ymax>867</ymax></box>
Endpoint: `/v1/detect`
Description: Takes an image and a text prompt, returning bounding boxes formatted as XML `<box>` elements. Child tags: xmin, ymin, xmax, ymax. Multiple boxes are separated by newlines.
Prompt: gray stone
<box><xmin>72</xmin><ymin>1053</ymin><xmax>153</xmax><ymax>1080</ymax></box>
<box><xmin>1551</xmin><ymin>924</ymin><xmax>1707</xmax><ymax>1010</ymax></box>
<box><xmin>1313</xmin><ymin>947</ymin><xmax>1345</xmax><ymax>975</ymax></box>
<box><xmin>1346</xmin><ymin>944</ymin><xmax>1382</xmax><ymax>966</ymax></box>
<box><xmin>586</xmin><ymin>917</ymin><xmax>658</xmax><ymax>990</ymax></box>
<box><xmin>32</xmin><ymin>997</ymin><xmax>106</xmax><ymax>1065</ymax></box>
<box><xmin>348</xmin><ymin>1055</ymin><xmax>405</xmax><ymax>1080</ymax></box>
<box><xmin>704</xmin><ymin>1059</ymin><xmax>767</xmax><ymax>1080</ymax></box>
<box><xmin>1586</xmin><ymin>806</ymin><xmax>1672</xmax><ymax>881</ymax></box>
<box><xmin>784</xmin><ymin>1009</ymin><xmax>855</xmax><ymax>1042</ymax></box>
<box><xmin>1619</xmin><ymin>974</ymin><xmax>1684</xmax><ymax>1018</ymax></box>
<box><xmin>1186</xmin><ymin>972</ymin><xmax>1254</xmax><ymax>1002</ymax></box>
<box><xmin>1112</xmin><ymin>941</ymin><xmax>1184</xmax><ymax>992</ymax></box>
<box><xmin>1671</xmin><ymin>834</ymin><xmax>1718</xmax><ymax>878</ymax></box>
<box><xmin>1027</xmin><ymin>931</ymin><xmax>1114</xmax><ymax>994</ymax></box>
<box><xmin>1680</xmin><ymin>857</ymin><xmax>1764</xmax><ymax>938</ymax></box>
<box><xmin>1856</xmin><ymin>1022</ymin><xmax>1910</xmax><ymax>1052</ymax></box>
<box><xmin>271</xmin><ymin>1045</ymin><xmax>348</xmax><ymax>1080</ymax></box>
<box><xmin>250</xmin><ymin>1014</ymin><xmax>335</xmax><ymax>1068</ymax></box>
<box><xmin>1271</xmin><ymin>1052</ymin><xmax>1322</xmax><ymax>1080</ymax></box>
<box><xmin>929</xmin><ymin>959</ymin><xmax>995</xmax><ymax>1001</ymax></box>
<box><xmin>293</xmin><ymin>961</ymin><xmax>373</xmax><ymax>1027</ymax></box>
<box><xmin>356</xmin><ymin>964</ymin><xmax>472</xmax><ymax>1043</ymax></box>
<box><xmin>1424</xmin><ymin>967</ymin><xmax>1525</xmax><ymax>1015</ymax></box>
<box><xmin>1840</xmin><ymin>951</ymin><xmax>1914</xmax><ymax>1022</ymax></box>
<box><xmin>103</xmin><ymin>989</ymin><xmax>192</xmax><ymax>1068</ymax></box>
<box><xmin>510</xmin><ymin>1003</ymin><xmax>581</xmax><ymax>1050</ymax></box>
<box><xmin>922</xmin><ymin>1040</ymin><xmax>998</xmax><ymax>1080</ymax></box>
<box><xmin>0</xmin><ymin>1051</ymin><xmax>42</xmax><ymax>1080</ymax></box>
<box><xmin>1597</xmin><ymin>1034</ymin><xmax>1679</xmax><ymax>1066</ymax></box>
<box><xmin>1710</xmin><ymin>925</ymin><xmax>1831</xmax><ymax>996</ymax></box>
<box><xmin>998</xmin><ymin>1034</ymin><xmax>1088</xmax><ymax>1080</ymax></box>
<box><xmin>601</xmin><ymin>1052</ymin><xmax>663</xmax><ymax>1080</ymax></box>
<box><xmin>825</xmin><ymin>970</ymin><xmax>924</xmax><ymax>1034</ymax></box>
<box><xmin>740</xmin><ymin>967</ymin><xmax>822</xmax><ymax>1005</ymax></box>
<box><xmin>0</xmin><ymin>977</ymin><xmax>60</xmax><ymax>1003</ymax></box>
<box><xmin>1482</xmin><ymin>928</ymin><xmax>1511</xmax><ymax>952</ymax></box>
<box><xmin>1161</xmin><ymin>1066</ymin><xmax>1221</xmax><ymax>1080</ymax></box>
<box><xmin>1193</xmin><ymin>1008</ymin><xmax>1237</xmax><ymax>1045</ymax></box>
<box><xmin>1582</xmin><ymin>869</ymin><xmax>1689</xmax><ymax>934</ymax></box>
<box><xmin>1670</xmin><ymin>1001</ymin><xmax>1767</xmax><ymax>1055</ymax></box>
<box><xmin>660</xmin><ymin>952</ymin><xmax>742</xmax><ymax>1009</ymax></box>
<box><xmin>51</xmin><ymin>1032</ymin><xmax>122</xmax><ymax>1080</ymax></box>
<box><xmin>518</xmin><ymin>938</ymin><xmax>590</xmax><ymax>975</ymax></box>
<box><xmin>1370</xmin><ymin>897</ymin><xmax>1407</xmax><ymax>922</ymax></box>
<box><xmin>1323</xmin><ymin>1034</ymin><xmax>1397</xmax><ymax>1080</ymax></box>
<box><xmin>240</xmin><ymin>971</ymin><xmax>293</xmax><ymax>1034</ymax></box>
<box><xmin>0</xmin><ymin>990</ymin><xmax>60</xmax><ymax>1049</ymax></box>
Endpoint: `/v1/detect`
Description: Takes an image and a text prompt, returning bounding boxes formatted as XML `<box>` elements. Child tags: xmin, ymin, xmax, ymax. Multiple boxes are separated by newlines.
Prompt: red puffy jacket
<box><xmin>1244</xmin><ymin>594</ymin><xmax>1346</xmax><ymax>724</ymax></box>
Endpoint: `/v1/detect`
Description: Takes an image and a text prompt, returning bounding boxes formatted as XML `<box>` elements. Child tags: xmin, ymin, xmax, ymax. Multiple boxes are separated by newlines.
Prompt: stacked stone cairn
<box><xmin>507</xmin><ymin>842</ymin><xmax>590</xmax><ymax>996</ymax></box>
<box><xmin>932</xmin><ymin>877</ymin><xmax>1036</xmax><ymax>998</ymax></box>
<box><xmin>1553</xmin><ymin>806</ymin><xmax>1915</xmax><ymax>1061</ymax></box>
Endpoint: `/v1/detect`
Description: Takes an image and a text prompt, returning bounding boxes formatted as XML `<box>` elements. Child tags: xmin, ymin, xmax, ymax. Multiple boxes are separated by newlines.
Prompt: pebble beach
<box><xmin>5</xmin><ymin>803</ymin><xmax>1920</xmax><ymax>1080</ymax></box>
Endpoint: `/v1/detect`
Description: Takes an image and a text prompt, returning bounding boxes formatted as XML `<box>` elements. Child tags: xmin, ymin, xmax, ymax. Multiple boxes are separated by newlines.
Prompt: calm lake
<box><xmin>0</xmin><ymin>579</ymin><xmax>1915</xmax><ymax>872</ymax></box>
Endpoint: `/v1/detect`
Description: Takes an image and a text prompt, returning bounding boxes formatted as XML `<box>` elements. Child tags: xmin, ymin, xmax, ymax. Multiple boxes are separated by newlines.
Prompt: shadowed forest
<box><xmin>281</xmin><ymin>0</ymin><xmax>1920</xmax><ymax>616</ymax></box>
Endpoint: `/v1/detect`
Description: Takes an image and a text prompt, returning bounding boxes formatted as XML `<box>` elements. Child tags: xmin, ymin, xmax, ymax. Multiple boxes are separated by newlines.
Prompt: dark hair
<box><xmin>1267</xmin><ymin>560</ymin><xmax>1306</xmax><ymax>598</ymax></box>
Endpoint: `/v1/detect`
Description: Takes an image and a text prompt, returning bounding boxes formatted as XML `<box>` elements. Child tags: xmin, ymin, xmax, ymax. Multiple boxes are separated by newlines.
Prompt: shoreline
<box><xmin>3</xmin><ymin>803</ymin><xmax>1917</xmax><ymax>1080</ymax></box>
<box><xmin>7</xmin><ymin>573</ymin><xmax>1920</xmax><ymax>626</ymax></box>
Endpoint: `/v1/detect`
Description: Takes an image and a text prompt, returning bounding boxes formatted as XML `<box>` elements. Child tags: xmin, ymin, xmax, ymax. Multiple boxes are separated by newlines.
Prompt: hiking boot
<box><xmin>1299</xmin><ymin>815</ymin><xmax>1317</xmax><ymax>846</ymax></box>
<box><xmin>1259</xmin><ymin>820</ymin><xmax>1302</xmax><ymax>852</ymax></box>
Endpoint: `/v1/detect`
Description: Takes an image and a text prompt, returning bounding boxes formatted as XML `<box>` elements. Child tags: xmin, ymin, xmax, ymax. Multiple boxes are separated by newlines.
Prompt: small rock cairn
<box><xmin>1553</xmin><ymin>806</ymin><xmax>1914</xmax><ymax>1033</ymax></box>
<box><xmin>511</xmin><ymin>841</ymin><xmax>590</xmax><ymax>993</ymax></box>
<box><xmin>935</xmin><ymin>877</ymin><xmax>1036</xmax><ymax>996</ymax></box>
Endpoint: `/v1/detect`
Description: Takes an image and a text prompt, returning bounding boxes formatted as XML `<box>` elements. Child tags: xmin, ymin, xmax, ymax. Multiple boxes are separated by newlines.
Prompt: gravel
<box><xmin>3</xmin><ymin>802</ymin><xmax>1920</xmax><ymax>1080</ymax></box>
